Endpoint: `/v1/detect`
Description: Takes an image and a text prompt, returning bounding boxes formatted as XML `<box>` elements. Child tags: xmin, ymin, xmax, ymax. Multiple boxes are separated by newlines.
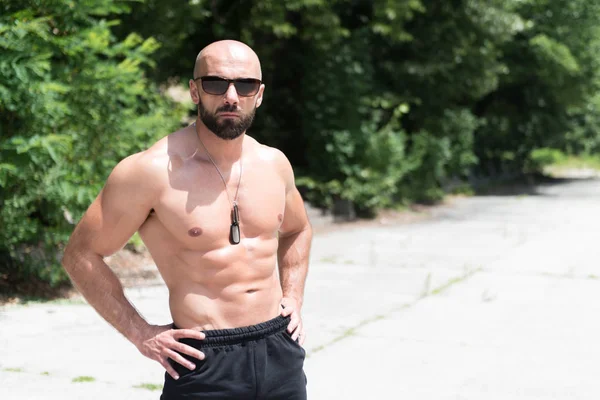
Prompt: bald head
<box><xmin>193</xmin><ymin>40</ymin><xmax>262</xmax><ymax>80</ymax></box>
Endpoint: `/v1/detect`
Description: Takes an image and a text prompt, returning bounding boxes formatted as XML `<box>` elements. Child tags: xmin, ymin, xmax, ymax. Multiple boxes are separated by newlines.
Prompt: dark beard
<box><xmin>199</xmin><ymin>102</ymin><xmax>256</xmax><ymax>140</ymax></box>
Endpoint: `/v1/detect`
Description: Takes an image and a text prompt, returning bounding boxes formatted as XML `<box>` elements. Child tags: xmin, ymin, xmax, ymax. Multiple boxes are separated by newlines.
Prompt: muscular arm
<box><xmin>62</xmin><ymin>151</ymin><xmax>206</xmax><ymax>379</ymax></box>
<box><xmin>62</xmin><ymin>153</ymin><xmax>158</xmax><ymax>347</ymax></box>
<box><xmin>277</xmin><ymin>195</ymin><xmax>312</xmax><ymax>307</ymax></box>
<box><xmin>276</xmin><ymin>151</ymin><xmax>312</xmax><ymax>319</ymax></box>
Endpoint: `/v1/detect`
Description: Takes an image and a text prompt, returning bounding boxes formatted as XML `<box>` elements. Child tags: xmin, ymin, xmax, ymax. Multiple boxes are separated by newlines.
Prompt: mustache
<box><xmin>216</xmin><ymin>105</ymin><xmax>240</xmax><ymax>113</ymax></box>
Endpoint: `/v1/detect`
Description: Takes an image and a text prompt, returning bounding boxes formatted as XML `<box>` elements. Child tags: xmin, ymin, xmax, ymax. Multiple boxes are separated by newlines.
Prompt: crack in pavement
<box><xmin>306</xmin><ymin>267</ymin><xmax>481</xmax><ymax>357</ymax></box>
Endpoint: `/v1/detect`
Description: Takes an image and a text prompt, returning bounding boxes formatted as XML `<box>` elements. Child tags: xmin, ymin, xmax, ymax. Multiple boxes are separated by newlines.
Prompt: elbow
<box><xmin>61</xmin><ymin>242</ymin><xmax>83</xmax><ymax>278</ymax></box>
<box><xmin>61</xmin><ymin>241</ymin><xmax>96</xmax><ymax>277</ymax></box>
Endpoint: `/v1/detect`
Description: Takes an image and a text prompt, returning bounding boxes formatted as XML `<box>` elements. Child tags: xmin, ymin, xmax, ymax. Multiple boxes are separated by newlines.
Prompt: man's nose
<box><xmin>223</xmin><ymin>82</ymin><xmax>239</xmax><ymax>105</ymax></box>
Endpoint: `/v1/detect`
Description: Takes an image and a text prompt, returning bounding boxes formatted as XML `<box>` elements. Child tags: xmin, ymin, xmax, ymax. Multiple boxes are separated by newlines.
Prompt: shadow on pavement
<box><xmin>472</xmin><ymin>174</ymin><xmax>599</xmax><ymax>197</ymax></box>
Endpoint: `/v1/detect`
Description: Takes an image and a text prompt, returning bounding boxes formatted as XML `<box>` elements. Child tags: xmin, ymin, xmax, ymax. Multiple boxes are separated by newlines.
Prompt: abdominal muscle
<box><xmin>141</xmin><ymin>228</ymin><xmax>284</xmax><ymax>331</ymax></box>
<box><xmin>169</xmin><ymin>274</ymin><xmax>283</xmax><ymax>331</ymax></box>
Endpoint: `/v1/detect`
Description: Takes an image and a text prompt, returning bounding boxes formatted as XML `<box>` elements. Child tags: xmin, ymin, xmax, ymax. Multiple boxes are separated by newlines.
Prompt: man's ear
<box><xmin>255</xmin><ymin>84</ymin><xmax>265</xmax><ymax>108</ymax></box>
<box><xmin>189</xmin><ymin>79</ymin><xmax>200</xmax><ymax>104</ymax></box>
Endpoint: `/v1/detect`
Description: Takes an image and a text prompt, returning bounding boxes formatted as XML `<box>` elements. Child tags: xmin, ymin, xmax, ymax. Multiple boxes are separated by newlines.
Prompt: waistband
<box><xmin>173</xmin><ymin>315</ymin><xmax>290</xmax><ymax>348</ymax></box>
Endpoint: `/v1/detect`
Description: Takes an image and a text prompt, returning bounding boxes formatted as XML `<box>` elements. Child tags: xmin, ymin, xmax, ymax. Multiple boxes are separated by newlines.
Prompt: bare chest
<box><xmin>149</xmin><ymin>164</ymin><xmax>286</xmax><ymax>250</ymax></box>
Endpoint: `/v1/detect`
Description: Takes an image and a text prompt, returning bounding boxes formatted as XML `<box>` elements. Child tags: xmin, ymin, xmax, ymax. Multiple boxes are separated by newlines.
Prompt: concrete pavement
<box><xmin>1</xmin><ymin>177</ymin><xmax>599</xmax><ymax>399</ymax></box>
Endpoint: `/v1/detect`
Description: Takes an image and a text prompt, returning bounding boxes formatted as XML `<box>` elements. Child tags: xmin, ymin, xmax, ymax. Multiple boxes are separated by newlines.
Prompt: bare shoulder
<box><xmin>250</xmin><ymin>138</ymin><xmax>293</xmax><ymax>177</ymax></box>
<box><xmin>109</xmin><ymin>142</ymin><xmax>166</xmax><ymax>191</ymax></box>
<box><xmin>109</xmin><ymin>126</ymin><xmax>191</xmax><ymax>188</ymax></box>
<box><xmin>247</xmin><ymin>137</ymin><xmax>295</xmax><ymax>192</ymax></box>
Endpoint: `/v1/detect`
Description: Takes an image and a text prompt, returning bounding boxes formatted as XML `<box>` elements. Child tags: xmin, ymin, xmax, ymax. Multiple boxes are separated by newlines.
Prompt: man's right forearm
<box><xmin>62</xmin><ymin>249</ymin><xmax>150</xmax><ymax>348</ymax></box>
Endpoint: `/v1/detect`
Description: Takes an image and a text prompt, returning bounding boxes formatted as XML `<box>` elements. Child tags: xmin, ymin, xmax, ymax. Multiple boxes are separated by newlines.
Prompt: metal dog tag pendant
<box><xmin>230</xmin><ymin>204</ymin><xmax>240</xmax><ymax>244</ymax></box>
<box><xmin>230</xmin><ymin>223</ymin><xmax>240</xmax><ymax>244</ymax></box>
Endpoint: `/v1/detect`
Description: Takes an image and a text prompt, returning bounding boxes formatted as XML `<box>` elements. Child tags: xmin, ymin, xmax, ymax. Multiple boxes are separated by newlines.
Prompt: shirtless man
<box><xmin>62</xmin><ymin>40</ymin><xmax>312</xmax><ymax>399</ymax></box>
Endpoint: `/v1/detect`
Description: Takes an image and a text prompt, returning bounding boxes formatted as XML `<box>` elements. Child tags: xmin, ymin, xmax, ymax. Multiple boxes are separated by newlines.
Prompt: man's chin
<box><xmin>218</xmin><ymin>134</ymin><xmax>244</xmax><ymax>141</ymax></box>
<box><xmin>213</xmin><ymin>129</ymin><xmax>245</xmax><ymax>141</ymax></box>
<box><xmin>199</xmin><ymin>109</ymin><xmax>254</xmax><ymax>140</ymax></box>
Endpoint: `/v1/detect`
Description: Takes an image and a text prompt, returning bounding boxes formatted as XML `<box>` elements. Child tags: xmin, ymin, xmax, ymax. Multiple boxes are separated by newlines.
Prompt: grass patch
<box><xmin>306</xmin><ymin>313</ymin><xmax>391</xmax><ymax>358</ymax></box>
<box><xmin>41</xmin><ymin>371</ymin><xmax>50</xmax><ymax>376</ymax></box>
<box><xmin>430</xmin><ymin>268</ymin><xmax>481</xmax><ymax>295</ymax></box>
<box><xmin>134</xmin><ymin>383</ymin><xmax>163</xmax><ymax>391</ymax></box>
<box><xmin>4</xmin><ymin>367</ymin><xmax>23</xmax><ymax>373</ymax></box>
<box><xmin>319</xmin><ymin>256</ymin><xmax>338</xmax><ymax>263</ymax></box>
<box><xmin>72</xmin><ymin>376</ymin><xmax>96</xmax><ymax>383</ymax></box>
<box><xmin>550</xmin><ymin>154</ymin><xmax>600</xmax><ymax>171</ymax></box>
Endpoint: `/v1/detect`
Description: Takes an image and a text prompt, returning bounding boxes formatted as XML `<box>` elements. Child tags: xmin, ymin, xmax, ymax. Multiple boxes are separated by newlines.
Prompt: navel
<box><xmin>188</xmin><ymin>227</ymin><xmax>203</xmax><ymax>237</ymax></box>
<box><xmin>278</xmin><ymin>213</ymin><xmax>283</xmax><ymax>222</ymax></box>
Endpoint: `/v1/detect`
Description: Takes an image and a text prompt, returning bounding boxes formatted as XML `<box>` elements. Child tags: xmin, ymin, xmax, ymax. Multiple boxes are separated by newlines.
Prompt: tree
<box><xmin>474</xmin><ymin>0</ymin><xmax>600</xmax><ymax>173</ymax></box>
<box><xmin>0</xmin><ymin>0</ymin><xmax>183</xmax><ymax>289</ymax></box>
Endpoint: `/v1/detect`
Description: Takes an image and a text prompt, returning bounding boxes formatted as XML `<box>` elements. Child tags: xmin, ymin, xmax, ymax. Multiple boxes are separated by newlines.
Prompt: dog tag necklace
<box><xmin>194</xmin><ymin>122</ymin><xmax>242</xmax><ymax>244</ymax></box>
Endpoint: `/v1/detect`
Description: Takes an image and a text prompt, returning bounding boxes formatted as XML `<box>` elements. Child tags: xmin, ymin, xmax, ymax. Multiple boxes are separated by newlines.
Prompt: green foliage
<box><xmin>133</xmin><ymin>383</ymin><xmax>163</xmax><ymax>391</ymax></box>
<box><xmin>548</xmin><ymin>154</ymin><xmax>600</xmax><ymax>171</ymax></box>
<box><xmin>525</xmin><ymin>148</ymin><xmax>566</xmax><ymax>173</ymax></box>
<box><xmin>112</xmin><ymin>0</ymin><xmax>526</xmax><ymax>210</ymax></box>
<box><xmin>0</xmin><ymin>0</ymin><xmax>182</xmax><ymax>288</ymax></box>
<box><xmin>475</xmin><ymin>0</ymin><xmax>600</xmax><ymax>174</ymax></box>
<box><xmin>72</xmin><ymin>376</ymin><xmax>96</xmax><ymax>383</ymax></box>
<box><xmin>4</xmin><ymin>0</ymin><xmax>600</xmax><ymax>293</ymax></box>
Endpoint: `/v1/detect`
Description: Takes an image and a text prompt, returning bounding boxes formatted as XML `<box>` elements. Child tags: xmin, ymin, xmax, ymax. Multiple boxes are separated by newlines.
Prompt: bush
<box><xmin>0</xmin><ymin>1</ymin><xmax>183</xmax><ymax>289</ymax></box>
<box><xmin>524</xmin><ymin>148</ymin><xmax>566</xmax><ymax>173</ymax></box>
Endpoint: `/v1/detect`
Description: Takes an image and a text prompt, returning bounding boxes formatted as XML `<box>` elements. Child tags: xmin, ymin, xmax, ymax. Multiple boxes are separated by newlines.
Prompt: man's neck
<box><xmin>194</xmin><ymin>118</ymin><xmax>245</xmax><ymax>166</ymax></box>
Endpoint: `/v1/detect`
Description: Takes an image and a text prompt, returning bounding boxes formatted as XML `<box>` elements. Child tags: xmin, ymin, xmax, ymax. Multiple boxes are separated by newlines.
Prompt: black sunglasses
<box><xmin>194</xmin><ymin>76</ymin><xmax>262</xmax><ymax>97</ymax></box>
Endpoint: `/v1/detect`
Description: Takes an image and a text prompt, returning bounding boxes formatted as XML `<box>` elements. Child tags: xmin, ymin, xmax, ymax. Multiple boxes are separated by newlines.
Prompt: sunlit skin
<box><xmin>62</xmin><ymin>40</ymin><xmax>312</xmax><ymax>380</ymax></box>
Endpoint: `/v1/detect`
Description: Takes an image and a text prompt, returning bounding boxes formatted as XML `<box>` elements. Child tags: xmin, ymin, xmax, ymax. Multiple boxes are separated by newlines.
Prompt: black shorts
<box><xmin>160</xmin><ymin>315</ymin><xmax>307</xmax><ymax>400</ymax></box>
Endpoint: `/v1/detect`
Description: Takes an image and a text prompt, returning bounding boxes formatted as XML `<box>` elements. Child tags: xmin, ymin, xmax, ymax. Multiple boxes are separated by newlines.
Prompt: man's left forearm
<box><xmin>278</xmin><ymin>225</ymin><xmax>312</xmax><ymax>306</ymax></box>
